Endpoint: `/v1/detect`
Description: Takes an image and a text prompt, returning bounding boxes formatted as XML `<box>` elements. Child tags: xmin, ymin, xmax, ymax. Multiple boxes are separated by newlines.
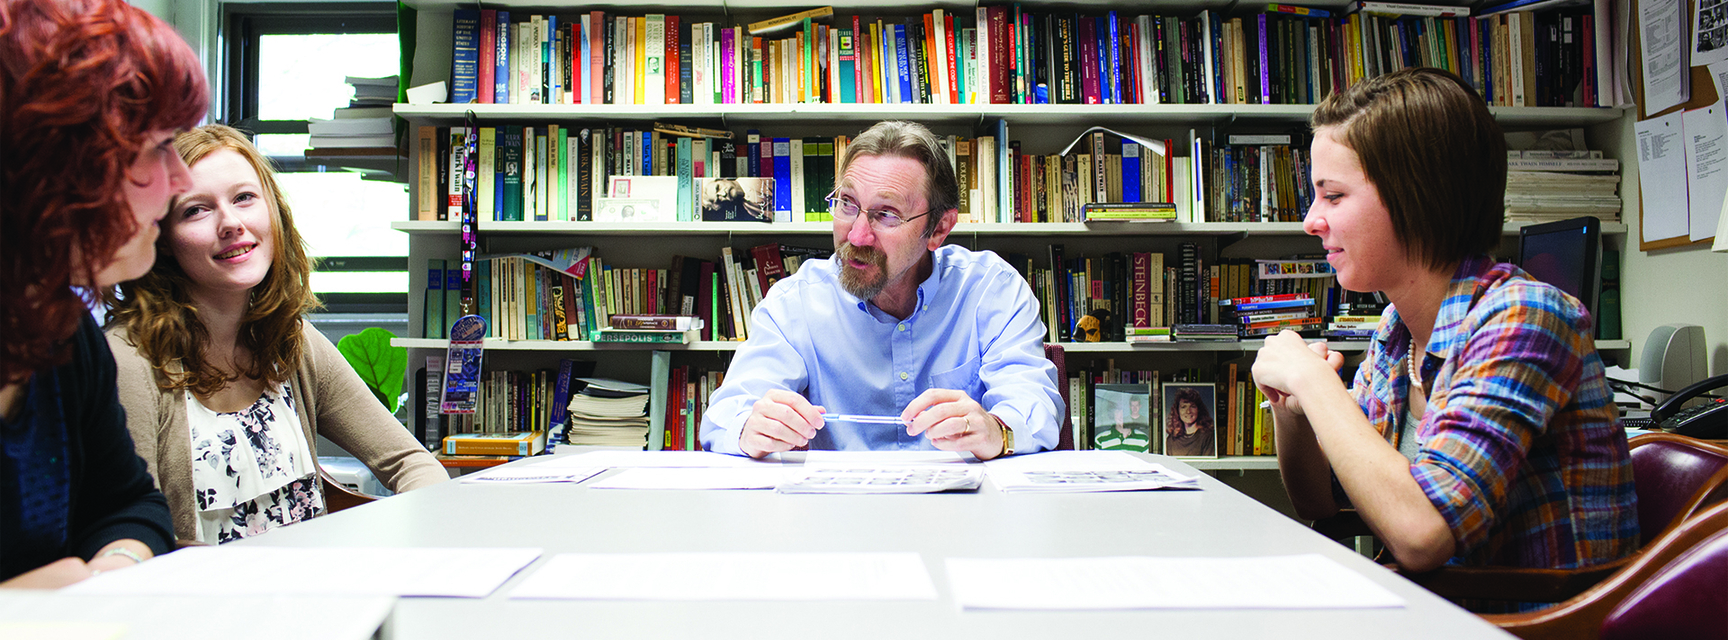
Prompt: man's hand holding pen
<box><xmin>740</xmin><ymin>389</ymin><xmax>825</xmax><ymax>459</ymax></box>
<box><xmin>902</xmin><ymin>389</ymin><xmax>1007</xmax><ymax>461</ymax></box>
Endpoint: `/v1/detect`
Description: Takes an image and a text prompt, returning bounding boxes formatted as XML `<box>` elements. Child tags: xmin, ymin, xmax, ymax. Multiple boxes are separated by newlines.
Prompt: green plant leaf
<box><xmin>336</xmin><ymin>327</ymin><xmax>406</xmax><ymax>413</ymax></box>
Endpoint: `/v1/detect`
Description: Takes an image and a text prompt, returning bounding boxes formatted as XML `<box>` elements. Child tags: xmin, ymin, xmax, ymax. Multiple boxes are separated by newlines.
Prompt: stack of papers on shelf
<box><xmin>983</xmin><ymin>451</ymin><xmax>1201</xmax><ymax>493</ymax></box>
<box><xmin>308</xmin><ymin>76</ymin><xmax>398</xmax><ymax>151</ymax></box>
<box><xmin>563</xmin><ymin>378</ymin><xmax>650</xmax><ymax>447</ymax></box>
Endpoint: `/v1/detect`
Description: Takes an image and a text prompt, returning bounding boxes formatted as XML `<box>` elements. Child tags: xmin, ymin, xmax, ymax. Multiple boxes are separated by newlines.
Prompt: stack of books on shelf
<box><xmin>594</xmin><ymin>314</ymin><xmax>704</xmax><ymax>344</ymax></box>
<box><xmin>1323</xmin><ymin>314</ymin><xmax>1383</xmax><ymax>341</ymax></box>
<box><xmin>1503</xmin><ymin>127</ymin><xmax>1620</xmax><ymax>223</ymax></box>
<box><xmin>1226</xmin><ymin>293</ymin><xmax>1322</xmax><ymax>338</ymax></box>
<box><xmin>307</xmin><ymin>76</ymin><xmax>398</xmax><ymax>152</ymax></box>
<box><xmin>1172</xmin><ymin>324</ymin><xmax>1239</xmax><ymax>342</ymax></box>
<box><xmin>446</xmin><ymin>3</ymin><xmax>1612</xmax><ymax>109</ymax></box>
<box><xmin>564</xmin><ymin>378</ymin><xmax>651</xmax><ymax>447</ymax></box>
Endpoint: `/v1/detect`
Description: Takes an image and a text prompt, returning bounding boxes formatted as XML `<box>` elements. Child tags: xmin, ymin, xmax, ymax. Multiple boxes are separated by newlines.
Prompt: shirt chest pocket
<box><xmin>929</xmin><ymin>355</ymin><xmax>984</xmax><ymax>399</ymax></box>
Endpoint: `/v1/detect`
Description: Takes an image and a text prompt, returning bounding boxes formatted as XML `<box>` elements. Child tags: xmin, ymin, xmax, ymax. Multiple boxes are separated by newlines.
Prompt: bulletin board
<box><xmin>1630</xmin><ymin>0</ymin><xmax>1724</xmax><ymax>251</ymax></box>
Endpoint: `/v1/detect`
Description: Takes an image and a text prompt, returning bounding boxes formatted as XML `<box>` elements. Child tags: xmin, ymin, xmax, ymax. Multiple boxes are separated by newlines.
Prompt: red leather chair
<box><xmin>1317</xmin><ymin>434</ymin><xmax>1728</xmax><ymax>604</ymax></box>
<box><xmin>1485</xmin><ymin>500</ymin><xmax>1728</xmax><ymax>640</ymax></box>
<box><xmin>1045</xmin><ymin>343</ymin><xmax>1074</xmax><ymax>451</ymax></box>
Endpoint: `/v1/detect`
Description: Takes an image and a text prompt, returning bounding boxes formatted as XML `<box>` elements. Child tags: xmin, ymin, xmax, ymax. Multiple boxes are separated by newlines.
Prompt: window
<box><xmin>225</xmin><ymin>3</ymin><xmax>406</xmax><ymax>314</ymax></box>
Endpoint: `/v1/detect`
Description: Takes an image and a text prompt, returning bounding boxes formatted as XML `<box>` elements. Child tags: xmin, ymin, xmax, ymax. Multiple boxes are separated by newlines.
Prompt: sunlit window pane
<box><xmin>275</xmin><ymin>172</ymin><xmax>408</xmax><ymax>259</ymax></box>
<box><xmin>310</xmin><ymin>271</ymin><xmax>407</xmax><ymax>294</ymax></box>
<box><xmin>258</xmin><ymin>33</ymin><xmax>399</xmax><ymax>121</ymax></box>
<box><xmin>256</xmin><ymin>133</ymin><xmax>311</xmax><ymax>156</ymax></box>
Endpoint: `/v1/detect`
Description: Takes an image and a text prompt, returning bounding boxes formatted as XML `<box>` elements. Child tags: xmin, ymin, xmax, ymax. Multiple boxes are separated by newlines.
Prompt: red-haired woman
<box><xmin>107</xmin><ymin>125</ymin><xmax>445</xmax><ymax>544</ymax></box>
<box><xmin>1</xmin><ymin>0</ymin><xmax>209</xmax><ymax>587</ymax></box>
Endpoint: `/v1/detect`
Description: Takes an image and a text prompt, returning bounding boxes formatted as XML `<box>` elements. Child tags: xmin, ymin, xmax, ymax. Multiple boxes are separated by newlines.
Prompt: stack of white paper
<box><xmin>0</xmin><ymin>594</ymin><xmax>393</xmax><ymax>640</ymax></box>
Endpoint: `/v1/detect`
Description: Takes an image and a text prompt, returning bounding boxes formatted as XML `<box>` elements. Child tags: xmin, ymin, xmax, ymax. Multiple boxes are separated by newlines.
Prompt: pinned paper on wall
<box><xmin>1643</xmin><ymin>0</ymin><xmax>1692</xmax><ymax>114</ymax></box>
<box><xmin>1636</xmin><ymin>111</ymin><xmax>1692</xmax><ymax>245</ymax></box>
<box><xmin>1683</xmin><ymin>105</ymin><xmax>1728</xmax><ymax>242</ymax></box>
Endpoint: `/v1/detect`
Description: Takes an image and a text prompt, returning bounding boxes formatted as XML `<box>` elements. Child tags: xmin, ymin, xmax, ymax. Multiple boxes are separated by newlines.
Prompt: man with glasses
<box><xmin>700</xmin><ymin>121</ymin><xmax>1062</xmax><ymax>460</ymax></box>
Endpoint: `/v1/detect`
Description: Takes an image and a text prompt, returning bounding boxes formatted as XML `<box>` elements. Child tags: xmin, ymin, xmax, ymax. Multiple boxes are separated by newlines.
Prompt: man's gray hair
<box><xmin>836</xmin><ymin>121</ymin><xmax>959</xmax><ymax>237</ymax></box>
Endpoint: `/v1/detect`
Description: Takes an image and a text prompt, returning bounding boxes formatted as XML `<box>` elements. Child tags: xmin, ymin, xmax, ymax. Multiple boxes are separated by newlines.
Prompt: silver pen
<box><xmin>821</xmin><ymin>413</ymin><xmax>909</xmax><ymax>425</ymax></box>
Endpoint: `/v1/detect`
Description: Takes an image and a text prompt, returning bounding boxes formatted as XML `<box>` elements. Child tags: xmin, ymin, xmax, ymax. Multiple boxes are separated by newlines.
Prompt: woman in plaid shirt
<box><xmin>1252</xmin><ymin>68</ymin><xmax>1638</xmax><ymax>611</ymax></box>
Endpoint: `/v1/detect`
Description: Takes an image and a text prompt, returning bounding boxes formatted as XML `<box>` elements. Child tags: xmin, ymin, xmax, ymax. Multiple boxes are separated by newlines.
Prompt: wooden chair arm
<box><xmin>319</xmin><ymin>466</ymin><xmax>376</xmax><ymax>514</ymax></box>
<box><xmin>1398</xmin><ymin>557</ymin><xmax>1632</xmax><ymax>603</ymax></box>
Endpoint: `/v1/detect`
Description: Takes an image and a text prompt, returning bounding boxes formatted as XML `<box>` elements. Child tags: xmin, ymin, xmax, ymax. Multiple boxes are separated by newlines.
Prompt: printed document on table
<box><xmin>945</xmin><ymin>554</ymin><xmax>1405</xmax><ymax>610</ymax></box>
<box><xmin>775</xmin><ymin>450</ymin><xmax>977</xmax><ymax>465</ymax></box>
<box><xmin>460</xmin><ymin>466</ymin><xmax>605</xmax><ymax>484</ymax></box>
<box><xmin>64</xmin><ymin>547</ymin><xmax>541</xmax><ymax>598</ymax></box>
<box><xmin>510</xmin><ymin>552</ymin><xmax>938</xmax><ymax>600</ymax></box>
<box><xmin>586</xmin><ymin>466</ymin><xmax>784</xmax><ymax>489</ymax></box>
<box><xmin>983</xmin><ymin>450</ymin><xmax>1201</xmax><ymax>492</ymax></box>
<box><xmin>0</xmin><ymin>594</ymin><xmax>393</xmax><ymax>640</ymax></box>
<box><xmin>529</xmin><ymin>449</ymin><xmax>774</xmax><ymax>469</ymax></box>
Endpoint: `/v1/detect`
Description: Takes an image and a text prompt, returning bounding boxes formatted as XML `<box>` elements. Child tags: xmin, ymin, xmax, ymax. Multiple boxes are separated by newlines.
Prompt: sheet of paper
<box><xmin>64</xmin><ymin>547</ymin><xmax>540</xmax><ymax>598</ymax></box>
<box><xmin>0</xmin><ymin>594</ymin><xmax>393</xmax><ymax>640</ymax></box>
<box><xmin>510</xmin><ymin>552</ymin><xmax>938</xmax><ymax>601</ymax></box>
<box><xmin>460</xmin><ymin>466</ymin><xmax>605</xmax><ymax>484</ymax></box>
<box><xmin>586</xmin><ymin>466</ymin><xmax>783</xmax><ymax>489</ymax></box>
<box><xmin>529</xmin><ymin>449</ymin><xmax>772</xmax><ymax>469</ymax></box>
<box><xmin>983</xmin><ymin>450</ymin><xmax>1156</xmax><ymax>471</ymax></box>
<box><xmin>1684</xmin><ymin>104</ymin><xmax>1728</xmax><ymax>241</ymax></box>
<box><xmin>1636</xmin><ymin>111</ymin><xmax>1693</xmax><ymax>241</ymax></box>
<box><xmin>775</xmin><ymin>450</ymin><xmax>976</xmax><ymax>465</ymax></box>
<box><xmin>1642</xmin><ymin>0</ymin><xmax>1691</xmax><ymax>113</ymax></box>
<box><xmin>945</xmin><ymin>554</ymin><xmax>1404</xmax><ymax>610</ymax></box>
<box><xmin>1717</xmin><ymin>194</ymin><xmax>1728</xmax><ymax>249</ymax></box>
<box><xmin>1696</xmin><ymin>0</ymin><xmax>1728</xmax><ymax>66</ymax></box>
<box><xmin>778</xmin><ymin>465</ymin><xmax>984</xmax><ymax>493</ymax></box>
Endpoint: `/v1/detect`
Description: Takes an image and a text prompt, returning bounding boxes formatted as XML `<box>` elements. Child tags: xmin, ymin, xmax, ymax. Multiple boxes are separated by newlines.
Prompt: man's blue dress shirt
<box><xmin>701</xmin><ymin>245</ymin><xmax>1063</xmax><ymax>455</ymax></box>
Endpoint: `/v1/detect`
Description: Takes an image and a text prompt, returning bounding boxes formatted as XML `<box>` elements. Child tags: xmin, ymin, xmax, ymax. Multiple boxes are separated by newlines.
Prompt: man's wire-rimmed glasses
<box><xmin>823</xmin><ymin>190</ymin><xmax>931</xmax><ymax>229</ymax></box>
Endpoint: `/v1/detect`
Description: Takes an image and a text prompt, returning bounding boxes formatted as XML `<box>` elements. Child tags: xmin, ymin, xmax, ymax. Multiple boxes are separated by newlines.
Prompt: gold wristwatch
<box><xmin>997</xmin><ymin>417</ymin><xmax>1015</xmax><ymax>457</ymax></box>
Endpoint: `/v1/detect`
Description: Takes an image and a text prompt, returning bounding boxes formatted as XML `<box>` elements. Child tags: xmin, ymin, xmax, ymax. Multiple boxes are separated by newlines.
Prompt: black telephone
<box><xmin>1653</xmin><ymin>374</ymin><xmax>1728</xmax><ymax>439</ymax></box>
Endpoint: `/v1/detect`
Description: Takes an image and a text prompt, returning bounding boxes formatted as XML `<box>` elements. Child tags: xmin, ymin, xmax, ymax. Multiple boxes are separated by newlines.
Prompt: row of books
<box><xmin>446</xmin><ymin>243</ymin><xmax>832</xmax><ymax>344</ymax></box>
<box><xmin>448</xmin><ymin>3</ymin><xmax>1611</xmax><ymax>109</ymax></box>
<box><xmin>1067</xmin><ymin>364</ymin><xmax>1277</xmax><ymax>457</ymax></box>
<box><xmin>1009</xmin><ymin>243</ymin><xmax>1344</xmax><ymax>343</ymax></box>
<box><xmin>415</xmin><ymin>123</ymin><xmax>1199</xmax><ymax>225</ymax></box>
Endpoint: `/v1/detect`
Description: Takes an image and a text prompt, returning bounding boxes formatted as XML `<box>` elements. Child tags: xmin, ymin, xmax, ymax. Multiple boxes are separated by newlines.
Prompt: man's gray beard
<box><xmin>837</xmin><ymin>243</ymin><xmax>887</xmax><ymax>301</ymax></box>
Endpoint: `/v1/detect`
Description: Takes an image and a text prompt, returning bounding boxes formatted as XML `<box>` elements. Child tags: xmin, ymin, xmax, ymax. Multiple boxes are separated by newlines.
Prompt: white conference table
<box><xmin>240</xmin><ymin>453</ymin><xmax>1514</xmax><ymax>640</ymax></box>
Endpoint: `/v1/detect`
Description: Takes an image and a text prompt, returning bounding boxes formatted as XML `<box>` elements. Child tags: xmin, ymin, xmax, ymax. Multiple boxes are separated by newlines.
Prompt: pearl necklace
<box><xmin>1408</xmin><ymin>339</ymin><xmax>1424</xmax><ymax>394</ymax></box>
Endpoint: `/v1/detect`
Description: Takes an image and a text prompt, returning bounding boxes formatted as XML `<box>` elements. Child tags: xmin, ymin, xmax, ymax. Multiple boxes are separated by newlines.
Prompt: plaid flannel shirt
<box><xmin>1349</xmin><ymin>255</ymin><xmax>1638</xmax><ymax>570</ymax></box>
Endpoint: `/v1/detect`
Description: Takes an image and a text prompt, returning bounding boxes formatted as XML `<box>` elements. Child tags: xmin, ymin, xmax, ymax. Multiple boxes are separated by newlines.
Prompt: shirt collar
<box><xmin>1375</xmin><ymin>254</ymin><xmax>1496</xmax><ymax>362</ymax></box>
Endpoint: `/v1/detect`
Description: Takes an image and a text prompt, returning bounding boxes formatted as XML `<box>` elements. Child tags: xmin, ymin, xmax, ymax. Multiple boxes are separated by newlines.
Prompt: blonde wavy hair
<box><xmin>106</xmin><ymin>124</ymin><xmax>320</xmax><ymax>396</ymax></box>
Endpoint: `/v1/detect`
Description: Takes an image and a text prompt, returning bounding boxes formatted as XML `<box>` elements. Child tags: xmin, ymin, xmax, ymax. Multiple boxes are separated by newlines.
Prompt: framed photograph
<box><xmin>697</xmin><ymin>177</ymin><xmax>775</xmax><ymax>222</ymax></box>
<box><xmin>1092</xmin><ymin>384</ymin><xmax>1155</xmax><ymax>453</ymax></box>
<box><xmin>1161</xmin><ymin>383</ymin><xmax>1218</xmax><ymax>458</ymax></box>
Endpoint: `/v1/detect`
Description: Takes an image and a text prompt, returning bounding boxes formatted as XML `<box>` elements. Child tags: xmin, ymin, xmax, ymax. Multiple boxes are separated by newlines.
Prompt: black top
<box><xmin>0</xmin><ymin>313</ymin><xmax>172</xmax><ymax>581</ymax></box>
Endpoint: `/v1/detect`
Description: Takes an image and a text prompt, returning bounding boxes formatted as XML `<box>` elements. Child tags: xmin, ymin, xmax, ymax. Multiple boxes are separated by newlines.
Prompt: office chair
<box><xmin>1313</xmin><ymin>433</ymin><xmax>1728</xmax><ymax>603</ymax></box>
<box><xmin>1483</xmin><ymin>500</ymin><xmax>1728</xmax><ymax>640</ymax></box>
<box><xmin>320</xmin><ymin>466</ymin><xmax>377</xmax><ymax>513</ymax></box>
<box><xmin>1045</xmin><ymin>343</ymin><xmax>1074</xmax><ymax>451</ymax></box>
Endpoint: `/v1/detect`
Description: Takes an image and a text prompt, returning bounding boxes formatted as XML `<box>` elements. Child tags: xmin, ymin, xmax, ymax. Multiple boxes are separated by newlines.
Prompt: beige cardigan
<box><xmin>108</xmin><ymin>323</ymin><xmax>447</xmax><ymax>541</ymax></box>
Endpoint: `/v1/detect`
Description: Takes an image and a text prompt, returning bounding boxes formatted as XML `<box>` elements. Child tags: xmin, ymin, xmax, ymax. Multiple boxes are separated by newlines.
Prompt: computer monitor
<box><xmin>1518</xmin><ymin>216</ymin><xmax>1602</xmax><ymax>322</ymax></box>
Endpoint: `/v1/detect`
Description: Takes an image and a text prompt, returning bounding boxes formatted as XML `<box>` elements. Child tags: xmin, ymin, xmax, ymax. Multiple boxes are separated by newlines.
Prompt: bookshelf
<box><xmin>394</xmin><ymin>0</ymin><xmax>1638</xmax><ymax>470</ymax></box>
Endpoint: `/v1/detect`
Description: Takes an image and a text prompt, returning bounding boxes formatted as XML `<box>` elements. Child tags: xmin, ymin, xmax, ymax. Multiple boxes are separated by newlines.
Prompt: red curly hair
<box><xmin>0</xmin><ymin>0</ymin><xmax>209</xmax><ymax>383</ymax></box>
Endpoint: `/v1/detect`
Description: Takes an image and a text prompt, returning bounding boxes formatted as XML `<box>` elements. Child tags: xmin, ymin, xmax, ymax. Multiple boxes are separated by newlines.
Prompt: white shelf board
<box><xmin>1183</xmin><ymin>456</ymin><xmax>1282</xmax><ymax>471</ymax></box>
<box><xmin>397</xmin><ymin>220</ymin><xmax>1628</xmax><ymax>236</ymax></box>
<box><xmin>395</xmin><ymin>102</ymin><xmax>1624</xmax><ymax>127</ymax></box>
<box><xmin>394</xmin><ymin>338</ymin><xmax>743</xmax><ymax>351</ymax></box>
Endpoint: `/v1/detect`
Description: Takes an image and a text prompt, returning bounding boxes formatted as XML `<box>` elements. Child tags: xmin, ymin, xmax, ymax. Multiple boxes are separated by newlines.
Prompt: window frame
<box><xmin>222</xmin><ymin>2</ymin><xmax>407</xmax><ymax>313</ymax></box>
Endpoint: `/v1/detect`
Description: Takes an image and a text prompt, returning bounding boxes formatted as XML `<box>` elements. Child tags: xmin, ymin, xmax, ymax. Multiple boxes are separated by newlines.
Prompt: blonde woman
<box><xmin>106</xmin><ymin>124</ymin><xmax>445</xmax><ymax>544</ymax></box>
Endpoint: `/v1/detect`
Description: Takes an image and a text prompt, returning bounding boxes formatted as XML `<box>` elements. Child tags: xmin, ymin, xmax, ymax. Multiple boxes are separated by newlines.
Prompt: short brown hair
<box><xmin>107</xmin><ymin>125</ymin><xmax>320</xmax><ymax>396</ymax></box>
<box><xmin>1310</xmin><ymin>68</ymin><xmax>1505</xmax><ymax>270</ymax></box>
<box><xmin>1</xmin><ymin>0</ymin><xmax>209</xmax><ymax>383</ymax></box>
<box><xmin>836</xmin><ymin>120</ymin><xmax>958</xmax><ymax>238</ymax></box>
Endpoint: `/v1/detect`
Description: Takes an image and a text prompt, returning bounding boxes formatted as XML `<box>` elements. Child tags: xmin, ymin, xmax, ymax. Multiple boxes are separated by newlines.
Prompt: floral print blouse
<box><xmin>186</xmin><ymin>382</ymin><xmax>323</xmax><ymax>544</ymax></box>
